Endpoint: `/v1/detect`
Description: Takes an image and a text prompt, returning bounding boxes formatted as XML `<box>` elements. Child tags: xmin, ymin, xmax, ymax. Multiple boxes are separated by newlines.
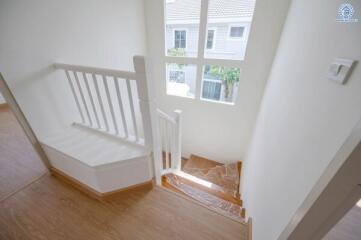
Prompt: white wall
<box><xmin>0</xmin><ymin>93</ymin><xmax>5</xmax><ymax>104</ymax></box>
<box><xmin>144</xmin><ymin>0</ymin><xmax>291</xmax><ymax>163</ymax></box>
<box><xmin>0</xmin><ymin>0</ymin><xmax>146</xmax><ymax>138</ymax></box>
<box><xmin>241</xmin><ymin>0</ymin><xmax>361</xmax><ymax>239</ymax></box>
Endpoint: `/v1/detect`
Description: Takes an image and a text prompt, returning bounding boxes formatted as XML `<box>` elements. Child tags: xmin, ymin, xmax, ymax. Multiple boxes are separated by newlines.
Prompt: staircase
<box><xmin>161</xmin><ymin>154</ymin><xmax>245</xmax><ymax>221</ymax></box>
<box><xmin>183</xmin><ymin>155</ymin><xmax>242</xmax><ymax>198</ymax></box>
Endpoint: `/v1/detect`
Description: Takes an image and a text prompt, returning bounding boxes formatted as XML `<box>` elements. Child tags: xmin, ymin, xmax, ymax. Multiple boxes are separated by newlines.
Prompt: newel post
<box><xmin>133</xmin><ymin>56</ymin><xmax>162</xmax><ymax>185</ymax></box>
<box><xmin>133</xmin><ymin>56</ymin><xmax>153</xmax><ymax>149</ymax></box>
<box><xmin>172</xmin><ymin>110</ymin><xmax>182</xmax><ymax>171</ymax></box>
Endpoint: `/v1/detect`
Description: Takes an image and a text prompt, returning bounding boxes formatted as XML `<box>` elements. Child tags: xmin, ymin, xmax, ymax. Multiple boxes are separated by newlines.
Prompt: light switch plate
<box><xmin>328</xmin><ymin>58</ymin><xmax>355</xmax><ymax>84</ymax></box>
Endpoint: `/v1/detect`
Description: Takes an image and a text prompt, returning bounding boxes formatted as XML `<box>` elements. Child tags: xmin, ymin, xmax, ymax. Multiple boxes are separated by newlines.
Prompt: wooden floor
<box><xmin>0</xmin><ymin>105</ymin><xmax>248</xmax><ymax>239</ymax></box>
<box><xmin>0</xmin><ymin>106</ymin><xmax>46</xmax><ymax>201</ymax></box>
<box><xmin>323</xmin><ymin>201</ymin><xmax>361</xmax><ymax>240</ymax></box>
<box><xmin>0</xmin><ymin>174</ymin><xmax>248</xmax><ymax>240</ymax></box>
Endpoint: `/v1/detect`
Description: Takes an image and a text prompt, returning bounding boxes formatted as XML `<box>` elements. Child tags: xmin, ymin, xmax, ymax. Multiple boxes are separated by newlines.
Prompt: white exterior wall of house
<box><xmin>0</xmin><ymin>0</ymin><xmax>147</xmax><ymax>140</ymax></box>
<box><xmin>166</xmin><ymin>22</ymin><xmax>252</xmax><ymax>59</ymax></box>
<box><xmin>166</xmin><ymin>25</ymin><xmax>200</xmax><ymax>56</ymax></box>
<box><xmin>241</xmin><ymin>0</ymin><xmax>361</xmax><ymax>239</ymax></box>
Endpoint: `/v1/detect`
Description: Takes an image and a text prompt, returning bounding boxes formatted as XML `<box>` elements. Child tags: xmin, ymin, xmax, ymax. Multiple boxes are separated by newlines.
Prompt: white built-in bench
<box><xmin>41</xmin><ymin>124</ymin><xmax>152</xmax><ymax>193</ymax></box>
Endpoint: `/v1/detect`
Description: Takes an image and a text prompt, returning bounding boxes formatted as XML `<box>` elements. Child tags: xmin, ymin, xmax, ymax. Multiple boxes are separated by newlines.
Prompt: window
<box><xmin>174</xmin><ymin>30</ymin><xmax>186</xmax><ymax>49</ymax></box>
<box><xmin>165</xmin><ymin>0</ymin><xmax>201</xmax><ymax>57</ymax></box>
<box><xmin>202</xmin><ymin>65</ymin><xmax>240</xmax><ymax>103</ymax></box>
<box><xmin>169</xmin><ymin>70</ymin><xmax>185</xmax><ymax>83</ymax></box>
<box><xmin>229</xmin><ymin>26</ymin><xmax>244</xmax><ymax>38</ymax></box>
<box><xmin>206</xmin><ymin>29</ymin><xmax>215</xmax><ymax>49</ymax></box>
<box><xmin>166</xmin><ymin>63</ymin><xmax>196</xmax><ymax>98</ymax></box>
<box><xmin>164</xmin><ymin>0</ymin><xmax>256</xmax><ymax>103</ymax></box>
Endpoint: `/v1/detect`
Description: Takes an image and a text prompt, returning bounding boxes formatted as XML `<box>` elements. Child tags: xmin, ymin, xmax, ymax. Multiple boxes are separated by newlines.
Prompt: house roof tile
<box><xmin>166</xmin><ymin>0</ymin><xmax>256</xmax><ymax>21</ymax></box>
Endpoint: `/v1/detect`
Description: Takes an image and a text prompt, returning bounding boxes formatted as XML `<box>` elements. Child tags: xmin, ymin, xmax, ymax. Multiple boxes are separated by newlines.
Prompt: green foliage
<box><xmin>207</xmin><ymin>66</ymin><xmax>240</xmax><ymax>100</ymax></box>
<box><xmin>208</xmin><ymin>66</ymin><xmax>240</xmax><ymax>85</ymax></box>
<box><xmin>167</xmin><ymin>48</ymin><xmax>186</xmax><ymax>57</ymax></box>
<box><xmin>167</xmin><ymin>48</ymin><xmax>186</xmax><ymax>69</ymax></box>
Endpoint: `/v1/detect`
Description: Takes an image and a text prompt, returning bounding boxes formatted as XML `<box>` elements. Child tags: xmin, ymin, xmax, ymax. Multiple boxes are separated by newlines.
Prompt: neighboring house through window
<box><xmin>169</xmin><ymin>70</ymin><xmax>185</xmax><ymax>83</ymax></box>
<box><xmin>165</xmin><ymin>0</ymin><xmax>256</xmax><ymax>103</ymax></box>
<box><xmin>174</xmin><ymin>30</ymin><xmax>186</xmax><ymax>48</ymax></box>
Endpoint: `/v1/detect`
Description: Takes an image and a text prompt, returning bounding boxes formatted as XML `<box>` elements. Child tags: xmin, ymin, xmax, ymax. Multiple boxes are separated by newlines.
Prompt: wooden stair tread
<box><xmin>183</xmin><ymin>154</ymin><xmax>223</xmax><ymax>174</ymax></box>
<box><xmin>162</xmin><ymin>173</ymin><xmax>245</xmax><ymax>221</ymax></box>
<box><xmin>182</xmin><ymin>154</ymin><xmax>242</xmax><ymax>199</ymax></box>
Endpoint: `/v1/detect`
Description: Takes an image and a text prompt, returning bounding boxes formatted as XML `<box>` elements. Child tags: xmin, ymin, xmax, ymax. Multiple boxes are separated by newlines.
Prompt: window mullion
<box><xmin>194</xmin><ymin>0</ymin><xmax>209</xmax><ymax>100</ymax></box>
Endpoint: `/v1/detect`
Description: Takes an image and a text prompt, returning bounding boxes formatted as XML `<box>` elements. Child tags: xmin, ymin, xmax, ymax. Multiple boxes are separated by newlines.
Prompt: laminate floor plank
<box><xmin>0</xmin><ymin>106</ymin><xmax>46</xmax><ymax>200</ymax></box>
<box><xmin>0</xmin><ymin>174</ymin><xmax>248</xmax><ymax>240</ymax></box>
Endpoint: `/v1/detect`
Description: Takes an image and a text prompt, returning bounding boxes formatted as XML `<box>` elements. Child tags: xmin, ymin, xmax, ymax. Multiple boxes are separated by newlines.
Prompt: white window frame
<box><xmin>173</xmin><ymin>28</ymin><xmax>188</xmax><ymax>49</ymax></box>
<box><xmin>164</xmin><ymin>0</ymin><xmax>245</xmax><ymax>105</ymax></box>
<box><xmin>227</xmin><ymin>25</ymin><xmax>246</xmax><ymax>40</ymax></box>
<box><xmin>206</xmin><ymin>28</ymin><xmax>216</xmax><ymax>50</ymax></box>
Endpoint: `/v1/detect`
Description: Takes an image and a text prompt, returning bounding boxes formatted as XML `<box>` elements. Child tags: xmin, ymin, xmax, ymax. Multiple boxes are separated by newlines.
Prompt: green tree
<box><xmin>167</xmin><ymin>48</ymin><xmax>186</xmax><ymax>70</ymax></box>
<box><xmin>167</xmin><ymin>48</ymin><xmax>186</xmax><ymax>57</ymax></box>
<box><xmin>208</xmin><ymin>66</ymin><xmax>240</xmax><ymax>101</ymax></box>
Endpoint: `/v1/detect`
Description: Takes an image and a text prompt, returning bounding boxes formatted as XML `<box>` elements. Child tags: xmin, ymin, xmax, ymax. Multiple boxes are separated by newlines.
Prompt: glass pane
<box><xmin>230</xmin><ymin>26</ymin><xmax>244</xmax><ymax>38</ymax></box>
<box><xmin>206</xmin><ymin>29</ymin><xmax>215</xmax><ymax>49</ymax></box>
<box><xmin>201</xmin><ymin>65</ymin><xmax>240</xmax><ymax>103</ymax></box>
<box><xmin>205</xmin><ymin>0</ymin><xmax>256</xmax><ymax>60</ymax></box>
<box><xmin>165</xmin><ymin>0</ymin><xmax>201</xmax><ymax>57</ymax></box>
<box><xmin>166</xmin><ymin>63</ymin><xmax>197</xmax><ymax>98</ymax></box>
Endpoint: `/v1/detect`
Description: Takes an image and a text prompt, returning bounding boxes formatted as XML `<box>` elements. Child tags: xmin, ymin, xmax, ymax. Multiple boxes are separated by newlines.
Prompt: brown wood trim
<box><xmin>0</xmin><ymin>103</ymin><xmax>8</xmax><ymax>109</ymax></box>
<box><xmin>241</xmin><ymin>208</ymin><xmax>246</xmax><ymax>218</ymax></box>
<box><xmin>50</xmin><ymin>167</ymin><xmax>153</xmax><ymax>201</ymax></box>
<box><xmin>247</xmin><ymin>217</ymin><xmax>253</xmax><ymax>240</ymax></box>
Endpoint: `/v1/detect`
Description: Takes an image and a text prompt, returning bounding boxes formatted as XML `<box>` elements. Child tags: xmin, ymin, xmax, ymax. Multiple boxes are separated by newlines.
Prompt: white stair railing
<box><xmin>154</xmin><ymin>109</ymin><xmax>182</xmax><ymax>184</ymax></box>
<box><xmin>53</xmin><ymin>56</ymin><xmax>152</xmax><ymax>149</ymax></box>
<box><xmin>54</xmin><ymin>56</ymin><xmax>182</xmax><ymax>185</ymax></box>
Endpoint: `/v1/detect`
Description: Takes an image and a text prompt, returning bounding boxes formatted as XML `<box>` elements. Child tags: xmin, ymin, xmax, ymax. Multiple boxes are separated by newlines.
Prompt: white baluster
<box><xmin>114</xmin><ymin>77</ymin><xmax>129</xmax><ymax>138</ymax></box>
<box><xmin>92</xmin><ymin>73</ymin><xmax>109</xmax><ymax>131</ymax></box>
<box><xmin>65</xmin><ymin>70</ymin><xmax>85</xmax><ymax>123</ymax></box>
<box><xmin>73</xmin><ymin>71</ymin><xmax>92</xmax><ymax>126</ymax></box>
<box><xmin>126</xmin><ymin>78</ymin><xmax>139</xmax><ymax>142</ymax></box>
<box><xmin>82</xmin><ymin>72</ymin><xmax>101</xmax><ymax>128</ymax></box>
<box><xmin>172</xmin><ymin>110</ymin><xmax>182</xmax><ymax>171</ymax></box>
<box><xmin>164</xmin><ymin>120</ymin><xmax>169</xmax><ymax>169</ymax></box>
<box><xmin>154</xmin><ymin>113</ymin><xmax>163</xmax><ymax>184</ymax></box>
<box><xmin>102</xmin><ymin>75</ymin><xmax>118</xmax><ymax>135</ymax></box>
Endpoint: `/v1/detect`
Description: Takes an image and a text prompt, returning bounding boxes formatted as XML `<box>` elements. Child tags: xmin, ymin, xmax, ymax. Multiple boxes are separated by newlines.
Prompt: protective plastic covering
<box><xmin>164</xmin><ymin>173</ymin><xmax>244</xmax><ymax>220</ymax></box>
<box><xmin>183</xmin><ymin>162</ymin><xmax>241</xmax><ymax>197</ymax></box>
